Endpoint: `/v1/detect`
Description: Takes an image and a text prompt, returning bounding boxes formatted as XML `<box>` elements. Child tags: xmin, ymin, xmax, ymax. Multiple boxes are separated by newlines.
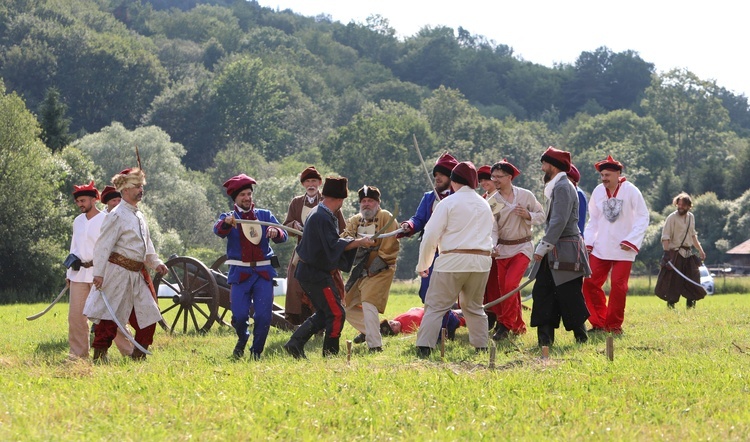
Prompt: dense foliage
<box><xmin>1</xmin><ymin>0</ymin><xmax>749</xmax><ymax>298</ymax></box>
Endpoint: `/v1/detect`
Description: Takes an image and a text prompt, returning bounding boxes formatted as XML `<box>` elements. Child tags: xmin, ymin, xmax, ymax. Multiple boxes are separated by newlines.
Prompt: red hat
<box><xmin>540</xmin><ymin>146</ymin><xmax>571</xmax><ymax>172</ymax></box>
<box><xmin>566</xmin><ymin>164</ymin><xmax>581</xmax><ymax>184</ymax></box>
<box><xmin>358</xmin><ymin>185</ymin><xmax>381</xmax><ymax>202</ymax></box>
<box><xmin>300</xmin><ymin>166</ymin><xmax>322</xmax><ymax>183</ymax></box>
<box><xmin>100</xmin><ymin>185</ymin><xmax>121</xmax><ymax>204</ymax></box>
<box><xmin>450</xmin><ymin>161</ymin><xmax>478</xmax><ymax>189</ymax></box>
<box><xmin>491</xmin><ymin>159</ymin><xmax>521</xmax><ymax>180</ymax></box>
<box><xmin>322</xmin><ymin>176</ymin><xmax>348</xmax><ymax>199</ymax></box>
<box><xmin>72</xmin><ymin>181</ymin><xmax>100</xmax><ymax>200</ymax></box>
<box><xmin>433</xmin><ymin>152</ymin><xmax>459</xmax><ymax>178</ymax></box>
<box><xmin>594</xmin><ymin>155</ymin><xmax>624</xmax><ymax>172</ymax></box>
<box><xmin>477</xmin><ymin>165</ymin><xmax>492</xmax><ymax>181</ymax></box>
<box><xmin>223</xmin><ymin>174</ymin><xmax>257</xmax><ymax>200</ymax></box>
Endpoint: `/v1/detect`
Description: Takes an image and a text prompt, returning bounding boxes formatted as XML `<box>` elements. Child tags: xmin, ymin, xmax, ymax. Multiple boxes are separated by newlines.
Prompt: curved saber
<box><xmin>359</xmin><ymin>227</ymin><xmax>405</xmax><ymax>239</ymax></box>
<box><xmin>483</xmin><ymin>260</ymin><xmax>540</xmax><ymax>310</ymax></box>
<box><xmin>235</xmin><ymin>219</ymin><xmax>303</xmax><ymax>237</ymax></box>
<box><xmin>371</xmin><ymin>202</ymin><xmax>399</xmax><ymax>241</ymax></box>
<box><xmin>667</xmin><ymin>261</ymin><xmax>708</xmax><ymax>291</ymax></box>
<box><xmin>26</xmin><ymin>286</ymin><xmax>68</xmax><ymax>320</ymax></box>
<box><xmin>98</xmin><ymin>290</ymin><xmax>152</xmax><ymax>355</ymax></box>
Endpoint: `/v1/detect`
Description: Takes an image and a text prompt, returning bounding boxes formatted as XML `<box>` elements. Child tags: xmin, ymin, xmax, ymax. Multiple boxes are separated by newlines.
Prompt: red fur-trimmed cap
<box><xmin>477</xmin><ymin>165</ymin><xmax>492</xmax><ymax>181</ymax></box>
<box><xmin>450</xmin><ymin>161</ymin><xmax>478</xmax><ymax>189</ymax></box>
<box><xmin>100</xmin><ymin>185</ymin><xmax>120</xmax><ymax>204</ymax></box>
<box><xmin>540</xmin><ymin>146</ymin><xmax>571</xmax><ymax>172</ymax></box>
<box><xmin>72</xmin><ymin>181</ymin><xmax>99</xmax><ymax>199</ymax></box>
<box><xmin>223</xmin><ymin>174</ymin><xmax>257</xmax><ymax>200</ymax></box>
<box><xmin>594</xmin><ymin>155</ymin><xmax>624</xmax><ymax>172</ymax></box>
<box><xmin>567</xmin><ymin>164</ymin><xmax>581</xmax><ymax>184</ymax></box>
<box><xmin>492</xmin><ymin>159</ymin><xmax>521</xmax><ymax>180</ymax></box>
<box><xmin>433</xmin><ymin>152</ymin><xmax>459</xmax><ymax>178</ymax></box>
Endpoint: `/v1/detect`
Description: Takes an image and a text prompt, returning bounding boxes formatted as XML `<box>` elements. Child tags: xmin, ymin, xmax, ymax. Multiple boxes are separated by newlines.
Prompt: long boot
<box><xmin>322</xmin><ymin>336</ymin><xmax>340</xmax><ymax>357</ymax></box>
<box><xmin>537</xmin><ymin>324</ymin><xmax>555</xmax><ymax>347</ymax></box>
<box><xmin>572</xmin><ymin>323</ymin><xmax>588</xmax><ymax>343</ymax></box>
<box><xmin>131</xmin><ymin>346</ymin><xmax>148</xmax><ymax>360</ymax></box>
<box><xmin>93</xmin><ymin>348</ymin><xmax>109</xmax><ymax>363</ymax></box>
<box><xmin>283</xmin><ymin>319</ymin><xmax>317</xmax><ymax>359</ymax></box>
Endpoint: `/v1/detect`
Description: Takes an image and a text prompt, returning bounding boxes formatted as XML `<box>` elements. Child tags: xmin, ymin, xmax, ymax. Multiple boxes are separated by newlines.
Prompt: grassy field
<box><xmin>1</xmin><ymin>282</ymin><xmax>749</xmax><ymax>441</ymax></box>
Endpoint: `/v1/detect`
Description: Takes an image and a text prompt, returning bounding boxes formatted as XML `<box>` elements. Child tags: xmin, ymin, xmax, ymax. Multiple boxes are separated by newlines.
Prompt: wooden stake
<box><xmin>489</xmin><ymin>341</ymin><xmax>496</xmax><ymax>369</ymax></box>
<box><xmin>606</xmin><ymin>336</ymin><xmax>614</xmax><ymax>361</ymax></box>
<box><xmin>346</xmin><ymin>340</ymin><xmax>352</xmax><ymax>363</ymax></box>
<box><xmin>440</xmin><ymin>328</ymin><xmax>447</xmax><ymax>359</ymax></box>
<box><xmin>541</xmin><ymin>345</ymin><xmax>549</xmax><ymax>360</ymax></box>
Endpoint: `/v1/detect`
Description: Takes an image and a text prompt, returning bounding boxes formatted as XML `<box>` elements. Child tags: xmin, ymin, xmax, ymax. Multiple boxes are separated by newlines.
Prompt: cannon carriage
<box><xmin>153</xmin><ymin>254</ymin><xmax>294</xmax><ymax>334</ymax></box>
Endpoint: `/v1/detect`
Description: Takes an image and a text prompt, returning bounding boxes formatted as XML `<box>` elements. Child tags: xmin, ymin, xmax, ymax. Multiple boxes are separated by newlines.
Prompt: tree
<box><xmin>37</xmin><ymin>87</ymin><xmax>74</xmax><ymax>152</ymax></box>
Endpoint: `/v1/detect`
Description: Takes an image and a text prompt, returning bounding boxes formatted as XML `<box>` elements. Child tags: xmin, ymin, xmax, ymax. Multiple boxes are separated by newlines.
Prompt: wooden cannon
<box><xmin>153</xmin><ymin>255</ymin><xmax>294</xmax><ymax>334</ymax></box>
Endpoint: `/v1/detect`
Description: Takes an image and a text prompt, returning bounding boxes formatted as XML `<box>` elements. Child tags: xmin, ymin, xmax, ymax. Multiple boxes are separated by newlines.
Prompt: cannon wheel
<box><xmin>209</xmin><ymin>255</ymin><xmax>232</xmax><ymax>327</ymax></box>
<box><xmin>154</xmin><ymin>256</ymin><xmax>219</xmax><ymax>334</ymax></box>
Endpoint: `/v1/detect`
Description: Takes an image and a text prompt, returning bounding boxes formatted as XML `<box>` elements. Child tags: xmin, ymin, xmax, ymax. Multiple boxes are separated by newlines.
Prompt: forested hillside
<box><xmin>2</xmin><ymin>0</ymin><xmax>750</xmax><ymax>299</ymax></box>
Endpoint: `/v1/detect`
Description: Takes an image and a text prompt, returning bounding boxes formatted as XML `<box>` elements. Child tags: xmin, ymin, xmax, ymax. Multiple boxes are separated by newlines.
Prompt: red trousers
<box><xmin>582</xmin><ymin>254</ymin><xmax>633</xmax><ymax>332</ymax></box>
<box><xmin>486</xmin><ymin>254</ymin><xmax>529</xmax><ymax>334</ymax></box>
<box><xmin>93</xmin><ymin>308</ymin><xmax>156</xmax><ymax>350</ymax></box>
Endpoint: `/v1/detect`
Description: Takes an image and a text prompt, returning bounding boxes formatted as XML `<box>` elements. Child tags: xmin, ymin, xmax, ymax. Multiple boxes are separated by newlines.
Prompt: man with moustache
<box><xmin>85</xmin><ymin>168</ymin><xmax>168</xmax><ymax>361</ymax></box>
<box><xmin>399</xmin><ymin>152</ymin><xmax>459</xmax><ymax>302</ymax></box>
<box><xmin>655</xmin><ymin>193</ymin><xmax>707</xmax><ymax>309</ymax></box>
<box><xmin>342</xmin><ymin>185</ymin><xmax>399</xmax><ymax>353</ymax></box>
<box><xmin>65</xmin><ymin>182</ymin><xmax>132</xmax><ymax>359</ymax></box>
<box><xmin>583</xmin><ymin>155</ymin><xmax>649</xmax><ymax>334</ymax></box>
<box><xmin>282</xmin><ymin>166</ymin><xmax>346</xmax><ymax>325</ymax></box>
<box><xmin>531</xmin><ymin>147</ymin><xmax>591</xmax><ymax>346</ymax></box>
<box><xmin>214</xmin><ymin>173</ymin><xmax>288</xmax><ymax>360</ymax></box>
<box><xmin>487</xmin><ymin>159</ymin><xmax>545</xmax><ymax>341</ymax></box>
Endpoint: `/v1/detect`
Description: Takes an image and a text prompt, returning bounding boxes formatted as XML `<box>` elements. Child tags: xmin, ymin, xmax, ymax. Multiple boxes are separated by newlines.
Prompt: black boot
<box><xmin>283</xmin><ymin>319</ymin><xmax>317</xmax><ymax>359</ymax></box>
<box><xmin>232</xmin><ymin>339</ymin><xmax>247</xmax><ymax>359</ymax></box>
<box><xmin>322</xmin><ymin>336</ymin><xmax>340</xmax><ymax>357</ymax></box>
<box><xmin>131</xmin><ymin>346</ymin><xmax>148</xmax><ymax>360</ymax></box>
<box><xmin>686</xmin><ymin>299</ymin><xmax>696</xmax><ymax>309</ymax></box>
<box><xmin>573</xmin><ymin>323</ymin><xmax>588</xmax><ymax>343</ymax></box>
<box><xmin>416</xmin><ymin>346</ymin><xmax>432</xmax><ymax>359</ymax></box>
<box><xmin>492</xmin><ymin>323</ymin><xmax>510</xmax><ymax>341</ymax></box>
<box><xmin>537</xmin><ymin>325</ymin><xmax>555</xmax><ymax>347</ymax></box>
<box><xmin>486</xmin><ymin>312</ymin><xmax>497</xmax><ymax>331</ymax></box>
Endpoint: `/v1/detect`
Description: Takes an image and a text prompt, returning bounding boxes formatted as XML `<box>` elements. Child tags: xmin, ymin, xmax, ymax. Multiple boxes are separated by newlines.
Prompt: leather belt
<box><xmin>441</xmin><ymin>249</ymin><xmax>491</xmax><ymax>256</ymax></box>
<box><xmin>497</xmin><ymin>236</ymin><xmax>532</xmax><ymax>246</ymax></box>
<box><xmin>80</xmin><ymin>261</ymin><xmax>94</xmax><ymax>268</ymax></box>
<box><xmin>108</xmin><ymin>252</ymin><xmax>144</xmax><ymax>272</ymax></box>
<box><xmin>225</xmin><ymin>259</ymin><xmax>272</xmax><ymax>267</ymax></box>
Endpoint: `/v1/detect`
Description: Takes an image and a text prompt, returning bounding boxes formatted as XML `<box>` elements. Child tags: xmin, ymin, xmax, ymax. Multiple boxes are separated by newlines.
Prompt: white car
<box><xmin>699</xmin><ymin>265</ymin><xmax>714</xmax><ymax>295</ymax></box>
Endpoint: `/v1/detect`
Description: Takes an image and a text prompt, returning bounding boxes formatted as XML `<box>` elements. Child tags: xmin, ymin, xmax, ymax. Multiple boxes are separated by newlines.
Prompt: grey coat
<box><xmin>536</xmin><ymin>174</ymin><xmax>591</xmax><ymax>286</ymax></box>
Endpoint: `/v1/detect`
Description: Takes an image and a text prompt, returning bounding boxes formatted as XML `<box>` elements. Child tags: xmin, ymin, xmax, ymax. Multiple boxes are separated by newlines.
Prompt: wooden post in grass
<box><xmin>541</xmin><ymin>345</ymin><xmax>549</xmax><ymax>360</ymax></box>
<box><xmin>440</xmin><ymin>328</ymin><xmax>447</xmax><ymax>359</ymax></box>
<box><xmin>489</xmin><ymin>341</ymin><xmax>496</xmax><ymax>369</ymax></box>
<box><xmin>346</xmin><ymin>340</ymin><xmax>352</xmax><ymax>363</ymax></box>
<box><xmin>606</xmin><ymin>336</ymin><xmax>614</xmax><ymax>361</ymax></box>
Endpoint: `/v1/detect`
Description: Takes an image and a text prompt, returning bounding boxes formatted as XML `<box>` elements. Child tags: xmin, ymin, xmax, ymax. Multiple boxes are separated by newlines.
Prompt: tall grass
<box><xmin>1</xmin><ymin>286</ymin><xmax>748</xmax><ymax>441</ymax></box>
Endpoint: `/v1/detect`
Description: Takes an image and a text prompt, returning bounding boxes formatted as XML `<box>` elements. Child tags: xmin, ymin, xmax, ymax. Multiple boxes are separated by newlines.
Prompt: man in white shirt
<box><xmin>415</xmin><ymin>162</ymin><xmax>494</xmax><ymax>357</ymax></box>
<box><xmin>66</xmin><ymin>182</ymin><xmax>132</xmax><ymax>359</ymax></box>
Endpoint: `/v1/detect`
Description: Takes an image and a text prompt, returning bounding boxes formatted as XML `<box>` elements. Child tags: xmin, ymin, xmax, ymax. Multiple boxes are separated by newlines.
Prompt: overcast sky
<box><xmin>255</xmin><ymin>0</ymin><xmax>749</xmax><ymax>98</ymax></box>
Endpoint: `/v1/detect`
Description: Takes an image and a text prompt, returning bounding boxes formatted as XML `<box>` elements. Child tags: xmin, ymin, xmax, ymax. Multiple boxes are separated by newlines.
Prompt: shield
<box><xmin>488</xmin><ymin>192</ymin><xmax>505</xmax><ymax>216</ymax></box>
<box><xmin>240</xmin><ymin>223</ymin><xmax>262</xmax><ymax>245</ymax></box>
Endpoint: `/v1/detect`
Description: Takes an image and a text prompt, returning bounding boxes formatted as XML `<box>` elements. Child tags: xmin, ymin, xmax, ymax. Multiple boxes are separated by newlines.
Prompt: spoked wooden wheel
<box><xmin>154</xmin><ymin>256</ymin><xmax>219</xmax><ymax>334</ymax></box>
<box><xmin>209</xmin><ymin>255</ymin><xmax>233</xmax><ymax>327</ymax></box>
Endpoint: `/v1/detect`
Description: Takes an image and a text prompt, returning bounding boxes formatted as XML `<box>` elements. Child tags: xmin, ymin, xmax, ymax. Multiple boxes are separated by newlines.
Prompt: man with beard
<box><xmin>655</xmin><ymin>193</ymin><xmax>707</xmax><ymax>308</ymax></box>
<box><xmin>282</xmin><ymin>166</ymin><xmax>346</xmax><ymax>325</ymax></box>
<box><xmin>214</xmin><ymin>174</ymin><xmax>288</xmax><ymax>360</ymax></box>
<box><xmin>487</xmin><ymin>159</ymin><xmax>545</xmax><ymax>341</ymax></box>
<box><xmin>85</xmin><ymin>168</ymin><xmax>168</xmax><ymax>361</ymax></box>
<box><xmin>399</xmin><ymin>152</ymin><xmax>459</xmax><ymax>302</ymax></box>
<box><xmin>583</xmin><ymin>155</ymin><xmax>649</xmax><ymax>334</ymax></box>
<box><xmin>66</xmin><ymin>182</ymin><xmax>132</xmax><ymax>359</ymax></box>
<box><xmin>415</xmin><ymin>162</ymin><xmax>494</xmax><ymax>358</ymax></box>
<box><xmin>531</xmin><ymin>147</ymin><xmax>591</xmax><ymax>346</ymax></box>
<box><xmin>342</xmin><ymin>185</ymin><xmax>400</xmax><ymax>353</ymax></box>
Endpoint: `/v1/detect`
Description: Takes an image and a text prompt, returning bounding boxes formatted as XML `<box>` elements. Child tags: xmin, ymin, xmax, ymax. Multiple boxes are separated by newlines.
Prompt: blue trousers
<box><xmin>230</xmin><ymin>273</ymin><xmax>274</xmax><ymax>356</ymax></box>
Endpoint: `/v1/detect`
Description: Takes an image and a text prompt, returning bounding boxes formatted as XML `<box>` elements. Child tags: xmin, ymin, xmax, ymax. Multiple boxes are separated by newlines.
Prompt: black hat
<box><xmin>322</xmin><ymin>177</ymin><xmax>348</xmax><ymax>199</ymax></box>
<box><xmin>358</xmin><ymin>185</ymin><xmax>381</xmax><ymax>202</ymax></box>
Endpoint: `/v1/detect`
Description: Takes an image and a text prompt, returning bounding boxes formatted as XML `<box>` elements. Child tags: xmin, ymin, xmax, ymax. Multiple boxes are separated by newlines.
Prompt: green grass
<box><xmin>2</xmin><ymin>283</ymin><xmax>749</xmax><ymax>441</ymax></box>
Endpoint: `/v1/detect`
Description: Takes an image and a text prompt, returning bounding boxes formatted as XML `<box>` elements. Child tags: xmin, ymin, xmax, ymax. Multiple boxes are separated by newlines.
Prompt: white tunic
<box><xmin>584</xmin><ymin>180</ymin><xmax>650</xmax><ymax>262</ymax></box>
<box><xmin>83</xmin><ymin>200</ymin><xmax>163</xmax><ymax>328</ymax></box>
<box><xmin>66</xmin><ymin>211</ymin><xmax>106</xmax><ymax>283</ymax></box>
<box><xmin>490</xmin><ymin>186</ymin><xmax>545</xmax><ymax>260</ymax></box>
<box><xmin>417</xmin><ymin>186</ymin><xmax>494</xmax><ymax>273</ymax></box>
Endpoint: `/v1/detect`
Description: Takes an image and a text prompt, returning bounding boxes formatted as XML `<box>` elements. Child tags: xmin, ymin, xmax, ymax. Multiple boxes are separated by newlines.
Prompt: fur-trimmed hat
<box><xmin>477</xmin><ymin>165</ymin><xmax>492</xmax><ymax>181</ymax></box>
<box><xmin>223</xmin><ymin>174</ymin><xmax>257</xmax><ymax>200</ymax></box>
<box><xmin>450</xmin><ymin>161</ymin><xmax>478</xmax><ymax>189</ymax></box>
<box><xmin>100</xmin><ymin>185</ymin><xmax>121</xmax><ymax>204</ymax></box>
<box><xmin>491</xmin><ymin>159</ymin><xmax>521</xmax><ymax>180</ymax></box>
<box><xmin>594</xmin><ymin>155</ymin><xmax>624</xmax><ymax>172</ymax></box>
<box><xmin>433</xmin><ymin>152</ymin><xmax>459</xmax><ymax>177</ymax></box>
<box><xmin>72</xmin><ymin>181</ymin><xmax>99</xmax><ymax>200</ymax></box>
<box><xmin>566</xmin><ymin>164</ymin><xmax>581</xmax><ymax>184</ymax></box>
<box><xmin>322</xmin><ymin>177</ymin><xmax>348</xmax><ymax>199</ymax></box>
<box><xmin>540</xmin><ymin>146</ymin><xmax>571</xmax><ymax>172</ymax></box>
<box><xmin>358</xmin><ymin>185</ymin><xmax>381</xmax><ymax>202</ymax></box>
<box><xmin>112</xmin><ymin>168</ymin><xmax>146</xmax><ymax>192</ymax></box>
<box><xmin>300</xmin><ymin>166</ymin><xmax>322</xmax><ymax>183</ymax></box>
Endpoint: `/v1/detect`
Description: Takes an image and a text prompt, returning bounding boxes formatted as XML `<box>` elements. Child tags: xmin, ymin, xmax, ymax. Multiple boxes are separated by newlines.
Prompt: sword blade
<box><xmin>235</xmin><ymin>219</ymin><xmax>303</xmax><ymax>237</ymax></box>
<box><xmin>667</xmin><ymin>261</ymin><xmax>708</xmax><ymax>292</ymax></box>
<box><xmin>371</xmin><ymin>202</ymin><xmax>399</xmax><ymax>241</ymax></box>
<box><xmin>483</xmin><ymin>259</ymin><xmax>540</xmax><ymax>310</ymax></box>
<box><xmin>26</xmin><ymin>286</ymin><xmax>68</xmax><ymax>321</ymax></box>
<box><xmin>98</xmin><ymin>290</ymin><xmax>152</xmax><ymax>355</ymax></box>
